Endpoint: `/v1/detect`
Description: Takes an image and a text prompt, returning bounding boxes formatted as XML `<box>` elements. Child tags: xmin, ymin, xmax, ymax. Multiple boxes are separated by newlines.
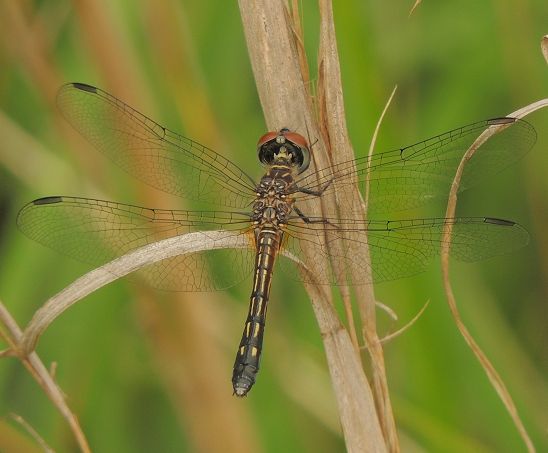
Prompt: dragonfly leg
<box><xmin>294</xmin><ymin>206</ymin><xmax>340</xmax><ymax>229</ymax></box>
<box><xmin>296</xmin><ymin>178</ymin><xmax>334</xmax><ymax>196</ymax></box>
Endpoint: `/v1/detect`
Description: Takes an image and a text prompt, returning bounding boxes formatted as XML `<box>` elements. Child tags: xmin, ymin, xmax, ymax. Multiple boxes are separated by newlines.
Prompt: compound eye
<box><xmin>257</xmin><ymin>131</ymin><xmax>281</xmax><ymax>167</ymax></box>
<box><xmin>256</xmin><ymin>131</ymin><xmax>278</xmax><ymax>148</ymax></box>
<box><xmin>283</xmin><ymin>131</ymin><xmax>309</xmax><ymax>150</ymax></box>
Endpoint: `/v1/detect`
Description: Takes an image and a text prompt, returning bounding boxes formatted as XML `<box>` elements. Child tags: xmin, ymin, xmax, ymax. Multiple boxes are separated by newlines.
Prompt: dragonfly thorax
<box><xmin>252</xmin><ymin>168</ymin><xmax>295</xmax><ymax>227</ymax></box>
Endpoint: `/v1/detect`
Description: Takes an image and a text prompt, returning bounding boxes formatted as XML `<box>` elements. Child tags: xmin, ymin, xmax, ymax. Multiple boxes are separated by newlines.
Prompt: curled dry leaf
<box><xmin>20</xmin><ymin>231</ymin><xmax>252</xmax><ymax>355</ymax></box>
<box><xmin>441</xmin><ymin>99</ymin><xmax>548</xmax><ymax>453</ymax></box>
<box><xmin>377</xmin><ymin>300</ymin><xmax>430</xmax><ymax>345</ymax></box>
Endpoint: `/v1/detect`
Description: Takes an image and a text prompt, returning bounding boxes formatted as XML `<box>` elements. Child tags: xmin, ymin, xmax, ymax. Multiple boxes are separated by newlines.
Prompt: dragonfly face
<box><xmin>17</xmin><ymin>82</ymin><xmax>535</xmax><ymax>396</ymax></box>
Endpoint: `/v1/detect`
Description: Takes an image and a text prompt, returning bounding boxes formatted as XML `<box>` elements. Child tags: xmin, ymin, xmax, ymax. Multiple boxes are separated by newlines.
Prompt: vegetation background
<box><xmin>0</xmin><ymin>0</ymin><xmax>546</xmax><ymax>451</ymax></box>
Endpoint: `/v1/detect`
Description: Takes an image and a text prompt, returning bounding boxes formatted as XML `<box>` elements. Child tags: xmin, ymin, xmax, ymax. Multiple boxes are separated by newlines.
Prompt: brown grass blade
<box><xmin>18</xmin><ymin>232</ymin><xmax>252</xmax><ymax>355</ymax></box>
<box><xmin>317</xmin><ymin>1</ymin><xmax>397</xmax><ymax>450</ymax></box>
<box><xmin>9</xmin><ymin>414</ymin><xmax>54</xmax><ymax>453</ymax></box>
<box><xmin>0</xmin><ymin>302</ymin><xmax>91</xmax><ymax>453</ymax></box>
<box><xmin>377</xmin><ymin>300</ymin><xmax>430</xmax><ymax>345</ymax></box>
<box><xmin>441</xmin><ymin>100</ymin><xmax>548</xmax><ymax>453</ymax></box>
<box><xmin>238</xmin><ymin>1</ymin><xmax>387</xmax><ymax>451</ymax></box>
<box><xmin>408</xmin><ymin>0</ymin><xmax>422</xmax><ymax>17</ymax></box>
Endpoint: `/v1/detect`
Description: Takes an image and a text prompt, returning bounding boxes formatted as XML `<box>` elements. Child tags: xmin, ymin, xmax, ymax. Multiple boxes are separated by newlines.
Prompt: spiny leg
<box><xmin>293</xmin><ymin>206</ymin><xmax>340</xmax><ymax>229</ymax></box>
<box><xmin>295</xmin><ymin>178</ymin><xmax>334</xmax><ymax>197</ymax></box>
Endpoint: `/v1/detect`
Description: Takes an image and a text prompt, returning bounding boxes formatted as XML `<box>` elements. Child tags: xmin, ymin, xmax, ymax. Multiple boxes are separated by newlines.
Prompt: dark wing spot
<box><xmin>487</xmin><ymin>117</ymin><xmax>516</xmax><ymax>126</ymax></box>
<box><xmin>71</xmin><ymin>82</ymin><xmax>98</xmax><ymax>93</ymax></box>
<box><xmin>484</xmin><ymin>217</ymin><xmax>515</xmax><ymax>227</ymax></box>
<box><xmin>33</xmin><ymin>196</ymin><xmax>63</xmax><ymax>205</ymax></box>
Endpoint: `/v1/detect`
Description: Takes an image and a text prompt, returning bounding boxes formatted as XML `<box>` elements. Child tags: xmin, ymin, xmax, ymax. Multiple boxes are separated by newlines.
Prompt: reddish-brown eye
<box><xmin>283</xmin><ymin>131</ymin><xmax>309</xmax><ymax>150</ymax></box>
<box><xmin>256</xmin><ymin>131</ymin><xmax>278</xmax><ymax>148</ymax></box>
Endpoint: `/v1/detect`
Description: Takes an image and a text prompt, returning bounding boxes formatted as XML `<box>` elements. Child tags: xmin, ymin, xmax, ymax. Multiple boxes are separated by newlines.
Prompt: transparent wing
<box><xmin>18</xmin><ymin>197</ymin><xmax>528</xmax><ymax>289</ymax></box>
<box><xmin>17</xmin><ymin>196</ymin><xmax>256</xmax><ymax>291</ymax></box>
<box><xmin>57</xmin><ymin>83</ymin><xmax>257</xmax><ymax>209</ymax></box>
<box><xmin>278</xmin><ymin>215</ymin><xmax>529</xmax><ymax>284</ymax></box>
<box><xmin>294</xmin><ymin>118</ymin><xmax>536</xmax><ymax>214</ymax></box>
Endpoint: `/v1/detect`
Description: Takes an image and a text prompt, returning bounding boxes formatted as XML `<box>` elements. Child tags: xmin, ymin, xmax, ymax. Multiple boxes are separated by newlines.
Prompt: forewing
<box><xmin>17</xmin><ymin>196</ymin><xmax>255</xmax><ymax>291</ymax></box>
<box><xmin>294</xmin><ymin>118</ymin><xmax>536</xmax><ymax>214</ymax></box>
<box><xmin>279</xmin><ymin>215</ymin><xmax>529</xmax><ymax>284</ymax></box>
<box><xmin>57</xmin><ymin>83</ymin><xmax>257</xmax><ymax>209</ymax></box>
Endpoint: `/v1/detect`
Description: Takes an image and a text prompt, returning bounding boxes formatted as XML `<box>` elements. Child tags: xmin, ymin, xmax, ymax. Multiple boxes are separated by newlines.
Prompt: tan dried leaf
<box><xmin>441</xmin><ymin>99</ymin><xmax>548</xmax><ymax>453</ymax></box>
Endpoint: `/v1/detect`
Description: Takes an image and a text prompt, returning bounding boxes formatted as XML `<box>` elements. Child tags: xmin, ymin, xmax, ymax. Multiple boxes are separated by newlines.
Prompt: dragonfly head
<box><xmin>257</xmin><ymin>128</ymin><xmax>311</xmax><ymax>174</ymax></box>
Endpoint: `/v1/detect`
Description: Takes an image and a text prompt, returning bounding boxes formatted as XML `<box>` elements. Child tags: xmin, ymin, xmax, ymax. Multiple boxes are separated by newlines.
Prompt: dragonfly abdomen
<box><xmin>232</xmin><ymin>229</ymin><xmax>282</xmax><ymax>397</ymax></box>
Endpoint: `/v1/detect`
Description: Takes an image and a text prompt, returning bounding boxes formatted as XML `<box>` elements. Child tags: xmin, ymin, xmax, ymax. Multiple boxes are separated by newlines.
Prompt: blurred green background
<box><xmin>0</xmin><ymin>0</ymin><xmax>547</xmax><ymax>452</ymax></box>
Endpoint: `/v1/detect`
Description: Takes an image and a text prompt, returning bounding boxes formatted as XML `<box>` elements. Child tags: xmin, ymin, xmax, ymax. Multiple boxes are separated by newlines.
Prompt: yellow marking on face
<box><xmin>253</xmin><ymin>323</ymin><xmax>260</xmax><ymax>337</ymax></box>
<box><xmin>251</xmin><ymin>347</ymin><xmax>258</xmax><ymax>357</ymax></box>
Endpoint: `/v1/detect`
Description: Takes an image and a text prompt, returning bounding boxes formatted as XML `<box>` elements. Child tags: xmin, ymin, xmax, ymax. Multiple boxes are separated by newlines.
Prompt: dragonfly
<box><xmin>17</xmin><ymin>82</ymin><xmax>536</xmax><ymax>396</ymax></box>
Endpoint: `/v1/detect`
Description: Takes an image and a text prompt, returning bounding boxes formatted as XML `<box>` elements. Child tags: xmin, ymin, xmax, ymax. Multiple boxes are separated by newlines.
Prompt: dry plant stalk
<box><xmin>359</xmin><ymin>83</ymin><xmax>399</xmax><ymax>447</ymax></box>
<box><xmin>408</xmin><ymin>0</ymin><xmax>422</xmax><ymax>17</ymax></box>
<box><xmin>0</xmin><ymin>302</ymin><xmax>91</xmax><ymax>453</ymax></box>
<box><xmin>10</xmin><ymin>413</ymin><xmax>55</xmax><ymax>453</ymax></box>
<box><xmin>441</xmin><ymin>99</ymin><xmax>548</xmax><ymax>453</ymax></box>
<box><xmin>317</xmin><ymin>1</ymin><xmax>398</xmax><ymax>450</ymax></box>
<box><xmin>18</xmin><ymin>232</ymin><xmax>252</xmax><ymax>354</ymax></box>
<box><xmin>379</xmin><ymin>300</ymin><xmax>430</xmax><ymax>345</ymax></box>
<box><xmin>239</xmin><ymin>0</ymin><xmax>392</xmax><ymax>451</ymax></box>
